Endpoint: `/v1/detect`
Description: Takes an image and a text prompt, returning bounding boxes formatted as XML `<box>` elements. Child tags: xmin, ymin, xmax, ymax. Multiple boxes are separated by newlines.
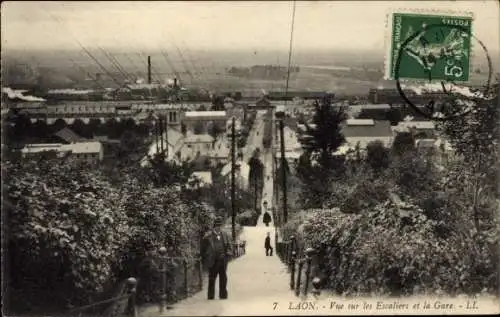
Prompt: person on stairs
<box><xmin>263</xmin><ymin>210</ymin><xmax>272</xmax><ymax>227</ymax></box>
<box><xmin>265</xmin><ymin>232</ymin><xmax>273</xmax><ymax>256</ymax></box>
<box><xmin>202</xmin><ymin>216</ymin><xmax>232</xmax><ymax>300</ymax></box>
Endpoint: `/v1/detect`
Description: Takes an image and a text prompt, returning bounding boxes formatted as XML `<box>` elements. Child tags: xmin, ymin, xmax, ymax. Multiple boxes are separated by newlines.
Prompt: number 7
<box><xmin>273</xmin><ymin>302</ymin><xmax>278</xmax><ymax>310</ymax></box>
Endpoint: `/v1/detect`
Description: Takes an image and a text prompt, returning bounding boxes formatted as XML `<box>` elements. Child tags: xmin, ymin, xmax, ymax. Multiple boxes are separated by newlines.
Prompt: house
<box><xmin>21</xmin><ymin>144</ymin><xmax>65</xmax><ymax>158</ymax></box>
<box><xmin>253</xmin><ymin>97</ymin><xmax>272</xmax><ymax>110</ymax></box>
<box><xmin>144</xmin><ymin>126</ymin><xmax>185</xmax><ymax>163</ymax></box>
<box><xmin>416</xmin><ymin>139</ymin><xmax>437</xmax><ymax>153</ymax></box>
<box><xmin>60</xmin><ymin>141</ymin><xmax>104</xmax><ymax>164</ymax></box>
<box><xmin>220</xmin><ymin>159</ymin><xmax>250</xmax><ymax>190</ymax></box>
<box><xmin>179</xmin><ymin>134</ymin><xmax>215</xmax><ymax>162</ymax></box>
<box><xmin>52</xmin><ymin>127</ymin><xmax>88</xmax><ymax>144</ymax></box>
<box><xmin>274</xmin><ymin>124</ymin><xmax>301</xmax><ymax>152</ymax></box>
<box><xmin>20</xmin><ymin>141</ymin><xmax>104</xmax><ymax>164</ymax></box>
<box><xmin>335</xmin><ymin>119</ymin><xmax>393</xmax><ymax>156</ymax></box>
<box><xmin>392</xmin><ymin>121</ymin><xmax>436</xmax><ymax>139</ymax></box>
<box><xmin>209</xmin><ymin>138</ymin><xmax>230</xmax><ymax>166</ymax></box>
<box><xmin>183</xmin><ymin>111</ymin><xmax>227</xmax><ymax>135</ymax></box>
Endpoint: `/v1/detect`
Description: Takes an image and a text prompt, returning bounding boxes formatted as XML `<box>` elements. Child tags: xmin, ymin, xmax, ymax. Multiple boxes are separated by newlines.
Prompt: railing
<box><xmin>155</xmin><ymin>241</ymin><xmax>246</xmax><ymax>313</ymax></box>
<box><xmin>276</xmin><ymin>235</ymin><xmax>323</xmax><ymax>298</ymax></box>
<box><xmin>157</xmin><ymin>248</ymin><xmax>204</xmax><ymax>313</ymax></box>
<box><xmin>67</xmin><ymin>277</ymin><xmax>138</xmax><ymax>317</ymax></box>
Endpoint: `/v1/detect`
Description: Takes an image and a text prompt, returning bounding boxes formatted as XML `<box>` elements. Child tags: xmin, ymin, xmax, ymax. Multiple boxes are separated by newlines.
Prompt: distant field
<box><xmin>3</xmin><ymin>47</ymin><xmax>495</xmax><ymax>97</ymax></box>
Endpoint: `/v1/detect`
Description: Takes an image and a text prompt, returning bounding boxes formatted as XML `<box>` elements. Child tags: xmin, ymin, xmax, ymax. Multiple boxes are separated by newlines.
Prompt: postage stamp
<box><xmin>385</xmin><ymin>12</ymin><xmax>473</xmax><ymax>82</ymax></box>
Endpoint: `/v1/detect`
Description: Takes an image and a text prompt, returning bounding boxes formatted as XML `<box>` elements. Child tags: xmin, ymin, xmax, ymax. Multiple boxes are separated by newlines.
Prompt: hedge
<box><xmin>236</xmin><ymin>209</ymin><xmax>260</xmax><ymax>226</ymax></box>
<box><xmin>3</xmin><ymin>159</ymin><xmax>216</xmax><ymax>313</ymax></box>
<box><xmin>282</xmin><ymin>199</ymin><xmax>499</xmax><ymax>297</ymax></box>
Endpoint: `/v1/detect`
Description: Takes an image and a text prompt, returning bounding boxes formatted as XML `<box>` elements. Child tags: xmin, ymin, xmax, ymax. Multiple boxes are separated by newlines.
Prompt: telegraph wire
<box><xmin>284</xmin><ymin>0</ymin><xmax>297</xmax><ymax>106</ymax></box>
<box><xmin>38</xmin><ymin>8</ymin><xmax>122</xmax><ymax>88</ymax></box>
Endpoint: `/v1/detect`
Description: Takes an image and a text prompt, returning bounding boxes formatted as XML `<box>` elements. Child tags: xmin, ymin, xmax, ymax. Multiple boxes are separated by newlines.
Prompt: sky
<box><xmin>2</xmin><ymin>0</ymin><xmax>499</xmax><ymax>54</ymax></box>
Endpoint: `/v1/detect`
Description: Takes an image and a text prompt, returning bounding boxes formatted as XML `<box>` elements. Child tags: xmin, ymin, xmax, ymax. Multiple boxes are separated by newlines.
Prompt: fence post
<box><xmin>127</xmin><ymin>277</ymin><xmax>138</xmax><ymax>317</ymax></box>
<box><xmin>304</xmin><ymin>247</ymin><xmax>315</xmax><ymax>296</ymax></box>
<box><xmin>284</xmin><ymin>242</ymin><xmax>289</xmax><ymax>264</ymax></box>
<box><xmin>289</xmin><ymin>235</ymin><xmax>296</xmax><ymax>264</ymax></box>
<box><xmin>311</xmin><ymin>277</ymin><xmax>322</xmax><ymax>297</ymax></box>
<box><xmin>158</xmin><ymin>246</ymin><xmax>167</xmax><ymax>313</ymax></box>
<box><xmin>183</xmin><ymin>259</ymin><xmax>188</xmax><ymax>297</ymax></box>
<box><xmin>198</xmin><ymin>256</ymin><xmax>203</xmax><ymax>290</ymax></box>
<box><xmin>295</xmin><ymin>259</ymin><xmax>304</xmax><ymax>297</ymax></box>
<box><xmin>290</xmin><ymin>250</ymin><xmax>296</xmax><ymax>290</ymax></box>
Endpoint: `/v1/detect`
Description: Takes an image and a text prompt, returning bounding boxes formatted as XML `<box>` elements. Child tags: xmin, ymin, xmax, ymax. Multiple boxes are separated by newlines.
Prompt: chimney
<box><xmin>174</xmin><ymin>78</ymin><xmax>178</xmax><ymax>88</ymax></box>
<box><xmin>147</xmin><ymin>56</ymin><xmax>152</xmax><ymax>84</ymax></box>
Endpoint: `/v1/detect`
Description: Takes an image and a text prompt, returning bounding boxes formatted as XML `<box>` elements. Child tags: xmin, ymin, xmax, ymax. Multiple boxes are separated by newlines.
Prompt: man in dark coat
<box><xmin>263</xmin><ymin>211</ymin><xmax>272</xmax><ymax>227</ymax></box>
<box><xmin>202</xmin><ymin>217</ymin><xmax>233</xmax><ymax>300</ymax></box>
<box><xmin>265</xmin><ymin>232</ymin><xmax>273</xmax><ymax>256</ymax></box>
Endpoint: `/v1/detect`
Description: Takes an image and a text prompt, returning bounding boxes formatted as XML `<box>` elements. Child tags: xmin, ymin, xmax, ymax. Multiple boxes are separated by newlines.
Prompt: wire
<box><xmin>284</xmin><ymin>0</ymin><xmax>297</xmax><ymax>107</ymax></box>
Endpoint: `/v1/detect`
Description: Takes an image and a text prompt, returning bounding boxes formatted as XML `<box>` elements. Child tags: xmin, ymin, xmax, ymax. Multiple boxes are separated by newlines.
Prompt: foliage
<box><xmin>392</xmin><ymin>132</ymin><xmax>416</xmax><ymax>156</ymax></box>
<box><xmin>366</xmin><ymin>140</ymin><xmax>391</xmax><ymax>172</ymax></box>
<box><xmin>299</xmin><ymin>95</ymin><xmax>347</xmax><ymax>171</ymax></box>
<box><xmin>235</xmin><ymin>210</ymin><xmax>260</xmax><ymax>226</ymax></box>
<box><xmin>4</xmin><ymin>156</ymin><xmax>217</xmax><ymax>312</ymax></box>
<box><xmin>386</xmin><ymin>107</ymin><xmax>404</xmax><ymax>126</ymax></box>
<box><xmin>211</xmin><ymin>95</ymin><xmax>225</xmax><ymax>111</ymax></box>
<box><xmin>4</xmin><ymin>159</ymin><xmax>131</xmax><ymax>307</ymax></box>
<box><xmin>290</xmin><ymin>198</ymin><xmax>499</xmax><ymax>296</ymax></box>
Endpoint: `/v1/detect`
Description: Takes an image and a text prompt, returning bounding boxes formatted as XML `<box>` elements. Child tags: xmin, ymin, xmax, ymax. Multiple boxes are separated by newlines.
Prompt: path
<box><xmin>139</xmin><ymin>114</ymin><xmax>296</xmax><ymax>316</ymax></box>
<box><xmin>138</xmin><ymin>226</ymin><xmax>294</xmax><ymax>316</ymax></box>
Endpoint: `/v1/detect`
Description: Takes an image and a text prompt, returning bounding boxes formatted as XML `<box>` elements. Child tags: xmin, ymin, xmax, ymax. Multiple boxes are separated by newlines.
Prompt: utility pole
<box><xmin>155</xmin><ymin>118</ymin><xmax>160</xmax><ymax>154</ymax></box>
<box><xmin>147</xmin><ymin>56</ymin><xmax>152</xmax><ymax>84</ymax></box>
<box><xmin>279</xmin><ymin>119</ymin><xmax>288</xmax><ymax>223</ymax></box>
<box><xmin>159</xmin><ymin>116</ymin><xmax>164</xmax><ymax>153</ymax></box>
<box><xmin>231</xmin><ymin>116</ymin><xmax>236</xmax><ymax>242</ymax></box>
<box><xmin>254</xmin><ymin>173</ymin><xmax>258</xmax><ymax>212</ymax></box>
<box><xmin>164</xmin><ymin>115</ymin><xmax>169</xmax><ymax>159</ymax></box>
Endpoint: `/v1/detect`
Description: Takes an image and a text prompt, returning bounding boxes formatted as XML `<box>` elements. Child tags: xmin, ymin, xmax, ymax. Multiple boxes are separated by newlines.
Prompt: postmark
<box><xmin>384</xmin><ymin>10</ymin><xmax>493</xmax><ymax>121</ymax></box>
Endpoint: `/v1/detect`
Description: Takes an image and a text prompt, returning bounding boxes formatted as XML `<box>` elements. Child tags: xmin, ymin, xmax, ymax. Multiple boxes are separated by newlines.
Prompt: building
<box><xmin>52</xmin><ymin>127</ymin><xmax>88</xmax><ymax>144</ymax></box>
<box><xmin>209</xmin><ymin>138</ymin><xmax>230</xmax><ymax>166</ymax></box>
<box><xmin>335</xmin><ymin>119</ymin><xmax>393</xmax><ymax>156</ymax></box>
<box><xmin>60</xmin><ymin>142</ymin><xmax>104</xmax><ymax>164</ymax></box>
<box><xmin>252</xmin><ymin>97</ymin><xmax>272</xmax><ymax>110</ymax></box>
<box><xmin>368</xmin><ymin>88</ymin><xmax>450</xmax><ymax>105</ymax></box>
<box><xmin>183</xmin><ymin>111</ymin><xmax>227</xmax><ymax>135</ymax></box>
<box><xmin>267</xmin><ymin>91</ymin><xmax>328</xmax><ymax>101</ymax></box>
<box><xmin>20</xmin><ymin>141</ymin><xmax>104</xmax><ymax>164</ymax></box>
<box><xmin>46</xmin><ymin>89</ymin><xmax>102</xmax><ymax>101</ymax></box>
<box><xmin>392</xmin><ymin>121</ymin><xmax>436</xmax><ymax>139</ymax></box>
<box><xmin>179</xmin><ymin>134</ymin><xmax>215</xmax><ymax>162</ymax></box>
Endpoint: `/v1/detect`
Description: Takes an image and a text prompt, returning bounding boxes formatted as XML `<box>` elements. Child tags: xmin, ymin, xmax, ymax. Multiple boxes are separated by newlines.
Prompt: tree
<box><xmin>208</xmin><ymin>122</ymin><xmax>224</xmax><ymax>139</ymax></box>
<box><xmin>212</xmin><ymin>95</ymin><xmax>225</xmax><ymax>111</ymax></box>
<box><xmin>248</xmin><ymin>150</ymin><xmax>264</xmax><ymax>211</ymax></box>
<box><xmin>437</xmin><ymin>82</ymin><xmax>499</xmax><ymax>232</ymax></box>
<box><xmin>366</xmin><ymin>140</ymin><xmax>391</xmax><ymax>172</ymax></box>
<box><xmin>193</xmin><ymin>121</ymin><xmax>204</xmax><ymax>134</ymax></box>
<box><xmin>386</xmin><ymin>108</ymin><xmax>403</xmax><ymax>126</ymax></box>
<box><xmin>392</xmin><ymin>132</ymin><xmax>415</xmax><ymax>156</ymax></box>
<box><xmin>299</xmin><ymin>96</ymin><xmax>347</xmax><ymax>171</ymax></box>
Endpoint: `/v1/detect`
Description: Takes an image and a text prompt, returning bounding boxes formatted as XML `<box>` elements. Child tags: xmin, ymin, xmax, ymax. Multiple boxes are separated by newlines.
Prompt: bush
<box><xmin>5</xmin><ymin>160</ymin><xmax>131</xmax><ymax>308</ymax></box>
<box><xmin>235</xmin><ymin>210</ymin><xmax>259</xmax><ymax>226</ymax></box>
<box><xmin>290</xmin><ymin>199</ymin><xmax>499</xmax><ymax>297</ymax></box>
<box><xmin>3</xmin><ymin>159</ymin><xmax>217</xmax><ymax>312</ymax></box>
